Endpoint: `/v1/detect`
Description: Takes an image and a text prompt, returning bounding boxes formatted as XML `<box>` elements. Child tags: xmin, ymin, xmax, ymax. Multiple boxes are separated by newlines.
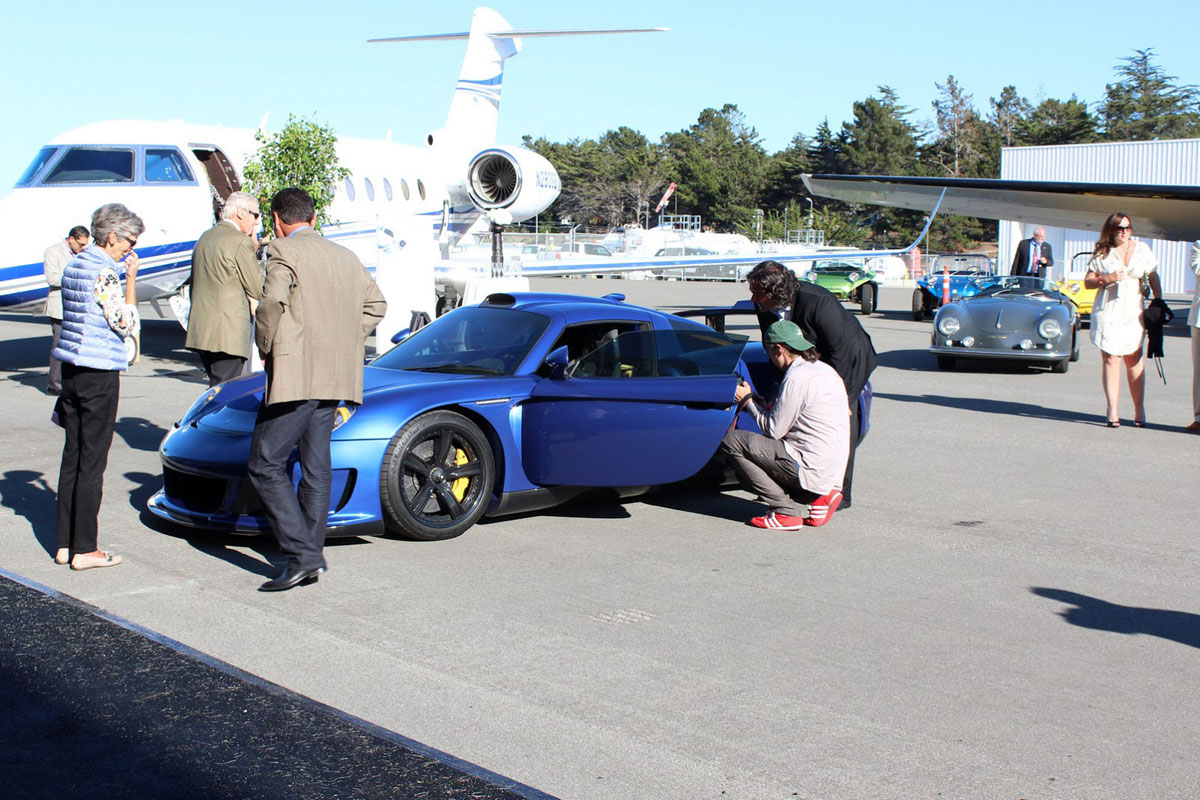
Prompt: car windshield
<box><xmin>570</xmin><ymin>329</ymin><xmax>747</xmax><ymax>378</ymax></box>
<box><xmin>372</xmin><ymin>307</ymin><xmax>549</xmax><ymax>375</ymax></box>
<box><xmin>815</xmin><ymin>261</ymin><xmax>862</xmax><ymax>273</ymax></box>
<box><xmin>969</xmin><ymin>276</ymin><xmax>1065</xmax><ymax>301</ymax></box>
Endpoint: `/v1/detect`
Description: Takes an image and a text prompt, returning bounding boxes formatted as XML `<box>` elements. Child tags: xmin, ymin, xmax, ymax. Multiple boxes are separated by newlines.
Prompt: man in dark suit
<box><xmin>1011</xmin><ymin>227</ymin><xmax>1053</xmax><ymax>278</ymax></box>
<box><xmin>746</xmin><ymin>261</ymin><xmax>877</xmax><ymax>510</ymax></box>
<box><xmin>185</xmin><ymin>191</ymin><xmax>264</xmax><ymax>385</ymax></box>
<box><xmin>248</xmin><ymin>188</ymin><xmax>387</xmax><ymax>592</ymax></box>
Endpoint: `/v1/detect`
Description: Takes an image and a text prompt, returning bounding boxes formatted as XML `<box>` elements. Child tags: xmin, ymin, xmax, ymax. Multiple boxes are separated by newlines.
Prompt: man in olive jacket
<box><xmin>185</xmin><ymin>191</ymin><xmax>264</xmax><ymax>385</ymax></box>
<box><xmin>249</xmin><ymin>188</ymin><xmax>387</xmax><ymax>592</ymax></box>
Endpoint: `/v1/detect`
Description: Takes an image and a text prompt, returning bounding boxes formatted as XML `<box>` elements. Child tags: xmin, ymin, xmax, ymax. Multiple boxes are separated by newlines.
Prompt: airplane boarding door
<box><xmin>191</xmin><ymin>147</ymin><xmax>241</xmax><ymax>222</ymax></box>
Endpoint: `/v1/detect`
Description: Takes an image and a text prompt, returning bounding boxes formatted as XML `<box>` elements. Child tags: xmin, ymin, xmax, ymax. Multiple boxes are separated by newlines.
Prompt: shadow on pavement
<box><xmin>0</xmin><ymin>469</ymin><xmax>57</xmax><ymax>557</ymax></box>
<box><xmin>115</xmin><ymin>416</ymin><xmax>169</xmax><ymax>452</ymax></box>
<box><xmin>873</xmin><ymin>391</ymin><xmax>1101</xmax><ymax>425</ymax></box>
<box><xmin>1032</xmin><ymin>587</ymin><xmax>1200</xmax><ymax>650</ymax></box>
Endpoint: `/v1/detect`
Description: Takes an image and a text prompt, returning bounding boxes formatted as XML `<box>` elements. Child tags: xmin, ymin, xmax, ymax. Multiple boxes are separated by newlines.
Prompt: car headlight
<box><xmin>332</xmin><ymin>404</ymin><xmax>356</xmax><ymax>431</ymax></box>
<box><xmin>1038</xmin><ymin>318</ymin><xmax>1062</xmax><ymax>339</ymax></box>
<box><xmin>938</xmin><ymin>316</ymin><xmax>960</xmax><ymax>336</ymax></box>
<box><xmin>176</xmin><ymin>385</ymin><xmax>222</xmax><ymax>428</ymax></box>
<box><xmin>806</xmin><ymin>271</ymin><xmax>817</xmax><ymax>281</ymax></box>
<box><xmin>1067</xmin><ymin>283</ymin><xmax>1080</xmax><ymax>294</ymax></box>
<box><xmin>848</xmin><ymin>272</ymin><xmax>860</xmax><ymax>282</ymax></box>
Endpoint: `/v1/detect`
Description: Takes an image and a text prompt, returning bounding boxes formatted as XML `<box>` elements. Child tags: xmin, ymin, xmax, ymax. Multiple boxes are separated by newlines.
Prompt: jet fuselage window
<box><xmin>17</xmin><ymin>147</ymin><xmax>58</xmax><ymax>186</ymax></box>
<box><xmin>400</xmin><ymin>179</ymin><xmax>410</xmax><ymax>201</ymax></box>
<box><xmin>364</xmin><ymin>177</ymin><xmax>375</xmax><ymax>201</ymax></box>
<box><xmin>43</xmin><ymin>148</ymin><xmax>135</xmax><ymax>184</ymax></box>
<box><xmin>145</xmin><ymin>148</ymin><xmax>195</xmax><ymax>182</ymax></box>
<box><xmin>417</xmin><ymin>179</ymin><xmax>426</xmax><ymax>201</ymax></box>
<box><xmin>344</xmin><ymin>177</ymin><xmax>356</xmax><ymax>201</ymax></box>
<box><xmin>383</xmin><ymin>178</ymin><xmax>393</xmax><ymax>201</ymax></box>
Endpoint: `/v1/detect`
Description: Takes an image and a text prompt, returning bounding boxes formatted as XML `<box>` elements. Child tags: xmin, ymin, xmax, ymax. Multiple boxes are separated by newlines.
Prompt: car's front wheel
<box><xmin>859</xmin><ymin>283</ymin><xmax>876</xmax><ymax>315</ymax></box>
<box><xmin>936</xmin><ymin>355</ymin><xmax>955</xmax><ymax>370</ymax></box>
<box><xmin>911</xmin><ymin>289</ymin><xmax>925</xmax><ymax>321</ymax></box>
<box><xmin>1069</xmin><ymin>328</ymin><xmax>1080</xmax><ymax>362</ymax></box>
<box><xmin>380</xmin><ymin>410</ymin><xmax>495</xmax><ymax>541</ymax></box>
<box><xmin>1051</xmin><ymin>357</ymin><xmax>1070</xmax><ymax>374</ymax></box>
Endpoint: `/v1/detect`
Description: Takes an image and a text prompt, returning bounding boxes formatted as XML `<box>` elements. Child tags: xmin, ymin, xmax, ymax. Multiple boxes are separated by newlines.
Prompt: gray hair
<box><xmin>90</xmin><ymin>203</ymin><xmax>145</xmax><ymax>246</ymax></box>
<box><xmin>220</xmin><ymin>191</ymin><xmax>260</xmax><ymax>221</ymax></box>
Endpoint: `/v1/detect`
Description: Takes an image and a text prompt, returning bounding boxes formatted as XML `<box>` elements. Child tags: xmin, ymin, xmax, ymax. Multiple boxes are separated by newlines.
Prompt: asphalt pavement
<box><xmin>1</xmin><ymin>281</ymin><xmax>1197</xmax><ymax>800</ymax></box>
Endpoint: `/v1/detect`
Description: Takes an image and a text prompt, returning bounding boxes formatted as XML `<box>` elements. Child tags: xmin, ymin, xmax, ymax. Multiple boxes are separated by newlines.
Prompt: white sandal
<box><xmin>70</xmin><ymin>551</ymin><xmax>123</xmax><ymax>571</ymax></box>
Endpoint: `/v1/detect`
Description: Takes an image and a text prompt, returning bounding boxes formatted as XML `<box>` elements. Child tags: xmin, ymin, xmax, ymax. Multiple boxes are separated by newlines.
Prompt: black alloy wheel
<box><xmin>380</xmin><ymin>410</ymin><xmax>495</xmax><ymax>541</ymax></box>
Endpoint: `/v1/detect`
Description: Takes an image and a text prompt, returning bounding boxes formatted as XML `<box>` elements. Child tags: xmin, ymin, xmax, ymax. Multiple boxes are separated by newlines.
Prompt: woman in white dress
<box><xmin>1084</xmin><ymin>212</ymin><xmax>1164</xmax><ymax>427</ymax></box>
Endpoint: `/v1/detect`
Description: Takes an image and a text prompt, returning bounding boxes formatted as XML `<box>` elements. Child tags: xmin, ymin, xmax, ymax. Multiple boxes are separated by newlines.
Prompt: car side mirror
<box><xmin>544</xmin><ymin>345</ymin><xmax>570</xmax><ymax>379</ymax></box>
<box><xmin>390</xmin><ymin>329</ymin><xmax>410</xmax><ymax>344</ymax></box>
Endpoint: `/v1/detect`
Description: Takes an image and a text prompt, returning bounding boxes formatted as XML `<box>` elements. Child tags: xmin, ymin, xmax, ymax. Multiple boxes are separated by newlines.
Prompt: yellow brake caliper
<box><xmin>451</xmin><ymin>448</ymin><xmax>470</xmax><ymax>501</ymax></box>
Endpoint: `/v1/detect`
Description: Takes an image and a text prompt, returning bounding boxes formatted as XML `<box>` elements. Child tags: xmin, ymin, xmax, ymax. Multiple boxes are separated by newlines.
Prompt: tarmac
<box><xmin>1</xmin><ymin>280</ymin><xmax>1198</xmax><ymax>799</ymax></box>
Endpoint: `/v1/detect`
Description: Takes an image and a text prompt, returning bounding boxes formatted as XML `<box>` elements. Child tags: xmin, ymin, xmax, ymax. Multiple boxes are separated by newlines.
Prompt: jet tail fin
<box><xmin>370</xmin><ymin>7</ymin><xmax>667</xmax><ymax>151</ymax></box>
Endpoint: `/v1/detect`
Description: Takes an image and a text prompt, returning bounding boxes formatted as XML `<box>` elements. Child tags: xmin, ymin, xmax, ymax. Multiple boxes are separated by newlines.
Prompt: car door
<box><xmin>522</xmin><ymin>328</ymin><xmax>747</xmax><ymax>486</ymax></box>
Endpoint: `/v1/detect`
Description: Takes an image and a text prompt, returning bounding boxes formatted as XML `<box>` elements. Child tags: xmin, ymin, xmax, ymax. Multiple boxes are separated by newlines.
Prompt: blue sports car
<box><xmin>149</xmin><ymin>292</ymin><xmax>788</xmax><ymax>541</ymax></box>
<box><xmin>912</xmin><ymin>259</ymin><xmax>995</xmax><ymax>320</ymax></box>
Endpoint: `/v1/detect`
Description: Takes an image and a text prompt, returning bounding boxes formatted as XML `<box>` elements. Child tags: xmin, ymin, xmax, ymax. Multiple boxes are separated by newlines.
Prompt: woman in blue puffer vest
<box><xmin>52</xmin><ymin>203</ymin><xmax>142</xmax><ymax>570</ymax></box>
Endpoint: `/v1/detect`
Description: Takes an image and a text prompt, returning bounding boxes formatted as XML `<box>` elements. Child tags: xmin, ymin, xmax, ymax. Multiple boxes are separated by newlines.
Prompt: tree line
<box><xmin>522</xmin><ymin>49</ymin><xmax>1199</xmax><ymax>251</ymax></box>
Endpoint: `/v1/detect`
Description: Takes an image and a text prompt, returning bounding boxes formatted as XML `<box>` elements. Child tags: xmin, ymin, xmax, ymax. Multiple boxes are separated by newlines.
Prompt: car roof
<box><xmin>477</xmin><ymin>292</ymin><xmax>711</xmax><ymax>330</ymax></box>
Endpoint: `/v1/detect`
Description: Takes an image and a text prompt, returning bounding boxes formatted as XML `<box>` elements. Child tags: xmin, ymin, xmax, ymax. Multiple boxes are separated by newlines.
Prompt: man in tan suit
<box><xmin>43</xmin><ymin>225</ymin><xmax>90</xmax><ymax>394</ymax></box>
<box><xmin>249</xmin><ymin>188</ymin><xmax>387</xmax><ymax>592</ymax></box>
<box><xmin>185</xmin><ymin>191</ymin><xmax>264</xmax><ymax>385</ymax></box>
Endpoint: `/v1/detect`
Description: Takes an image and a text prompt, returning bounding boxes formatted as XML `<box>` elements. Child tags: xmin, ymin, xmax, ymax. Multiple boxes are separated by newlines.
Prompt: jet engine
<box><xmin>465</xmin><ymin>147</ymin><xmax>561</xmax><ymax>223</ymax></box>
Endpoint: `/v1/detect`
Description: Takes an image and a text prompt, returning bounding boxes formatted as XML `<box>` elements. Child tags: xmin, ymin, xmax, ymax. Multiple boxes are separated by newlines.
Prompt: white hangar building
<box><xmin>999</xmin><ymin>138</ymin><xmax>1198</xmax><ymax>295</ymax></box>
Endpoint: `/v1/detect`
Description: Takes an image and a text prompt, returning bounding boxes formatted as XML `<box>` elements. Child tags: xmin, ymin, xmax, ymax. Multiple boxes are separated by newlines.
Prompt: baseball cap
<box><xmin>764</xmin><ymin>319</ymin><xmax>814</xmax><ymax>351</ymax></box>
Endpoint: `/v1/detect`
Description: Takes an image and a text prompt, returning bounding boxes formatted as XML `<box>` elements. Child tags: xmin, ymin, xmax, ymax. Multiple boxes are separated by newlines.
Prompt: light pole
<box><xmin>805</xmin><ymin>196</ymin><xmax>813</xmax><ymax>226</ymax></box>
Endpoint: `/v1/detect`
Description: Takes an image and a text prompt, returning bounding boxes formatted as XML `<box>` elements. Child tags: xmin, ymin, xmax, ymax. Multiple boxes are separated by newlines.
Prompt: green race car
<box><xmin>799</xmin><ymin>260</ymin><xmax>879</xmax><ymax>315</ymax></box>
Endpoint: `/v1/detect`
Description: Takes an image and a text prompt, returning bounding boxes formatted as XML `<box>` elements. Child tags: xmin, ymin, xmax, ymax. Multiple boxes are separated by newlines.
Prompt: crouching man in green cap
<box><xmin>721</xmin><ymin>319</ymin><xmax>850</xmax><ymax>530</ymax></box>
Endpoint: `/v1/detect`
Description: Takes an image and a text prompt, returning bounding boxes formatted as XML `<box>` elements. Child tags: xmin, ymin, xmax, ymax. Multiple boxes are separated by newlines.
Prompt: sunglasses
<box><xmin>121</xmin><ymin>234</ymin><xmax>138</xmax><ymax>247</ymax></box>
<box><xmin>244</xmin><ymin>209</ymin><xmax>261</xmax><ymax>219</ymax></box>
<box><xmin>1115</xmin><ymin>225</ymin><xmax>1132</xmax><ymax>231</ymax></box>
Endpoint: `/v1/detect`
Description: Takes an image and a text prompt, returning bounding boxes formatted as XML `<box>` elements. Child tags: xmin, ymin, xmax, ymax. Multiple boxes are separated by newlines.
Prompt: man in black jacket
<box><xmin>1010</xmin><ymin>228</ymin><xmax>1053</xmax><ymax>278</ymax></box>
<box><xmin>746</xmin><ymin>261</ymin><xmax>877</xmax><ymax>509</ymax></box>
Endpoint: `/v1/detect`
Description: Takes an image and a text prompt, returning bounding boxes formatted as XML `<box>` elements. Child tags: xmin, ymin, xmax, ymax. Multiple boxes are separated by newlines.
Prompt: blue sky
<box><xmin>1</xmin><ymin>0</ymin><xmax>1194</xmax><ymax>185</ymax></box>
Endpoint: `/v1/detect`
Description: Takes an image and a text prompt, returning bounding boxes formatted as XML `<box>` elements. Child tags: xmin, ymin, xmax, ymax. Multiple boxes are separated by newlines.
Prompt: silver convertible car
<box><xmin>930</xmin><ymin>276</ymin><xmax>1080</xmax><ymax>372</ymax></box>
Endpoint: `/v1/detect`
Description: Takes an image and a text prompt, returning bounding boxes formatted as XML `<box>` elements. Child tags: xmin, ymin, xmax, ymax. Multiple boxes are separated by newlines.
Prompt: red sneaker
<box><xmin>804</xmin><ymin>490</ymin><xmax>843</xmax><ymax>527</ymax></box>
<box><xmin>749</xmin><ymin>512</ymin><xmax>805</xmax><ymax>531</ymax></box>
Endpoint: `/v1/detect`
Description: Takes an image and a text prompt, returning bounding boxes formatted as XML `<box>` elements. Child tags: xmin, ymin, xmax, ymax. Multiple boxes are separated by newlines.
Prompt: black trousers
<box><xmin>247</xmin><ymin>399</ymin><xmax>337</xmax><ymax>571</ymax></box>
<box><xmin>843</xmin><ymin>398</ymin><xmax>860</xmax><ymax>507</ymax></box>
<box><xmin>197</xmin><ymin>350</ymin><xmax>247</xmax><ymax>386</ymax></box>
<box><xmin>56</xmin><ymin>364</ymin><xmax>120</xmax><ymax>554</ymax></box>
<box><xmin>48</xmin><ymin>318</ymin><xmax>62</xmax><ymax>394</ymax></box>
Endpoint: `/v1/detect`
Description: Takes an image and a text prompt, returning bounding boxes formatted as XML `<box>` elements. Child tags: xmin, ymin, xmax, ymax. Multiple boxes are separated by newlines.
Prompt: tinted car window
<box><xmin>373</xmin><ymin>307</ymin><xmax>549</xmax><ymax>375</ymax></box>
<box><xmin>145</xmin><ymin>148</ymin><xmax>195</xmax><ymax>182</ymax></box>
<box><xmin>571</xmin><ymin>329</ymin><xmax>747</xmax><ymax>378</ymax></box>
<box><xmin>43</xmin><ymin>148</ymin><xmax>135</xmax><ymax>183</ymax></box>
<box><xmin>17</xmin><ymin>147</ymin><xmax>58</xmax><ymax>185</ymax></box>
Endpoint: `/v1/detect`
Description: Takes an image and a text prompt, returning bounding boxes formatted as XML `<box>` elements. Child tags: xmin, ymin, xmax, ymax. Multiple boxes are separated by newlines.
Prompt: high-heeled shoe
<box><xmin>1133</xmin><ymin>418</ymin><xmax>1146</xmax><ymax>428</ymax></box>
<box><xmin>1106</xmin><ymin>419</ymin><xmax>1120</xmax><ymax>428</ymax></box>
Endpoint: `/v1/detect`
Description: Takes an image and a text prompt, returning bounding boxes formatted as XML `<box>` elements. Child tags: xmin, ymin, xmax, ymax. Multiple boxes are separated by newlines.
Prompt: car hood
<box><xmin>187</xmin><ymin>366</ymin><xmax>527</xmax><ymax>436</ymax></box>
<box><xmin>958</xmin><ymin>296</ymin><xmax>1065</xmax><ymax>333</ymax></box>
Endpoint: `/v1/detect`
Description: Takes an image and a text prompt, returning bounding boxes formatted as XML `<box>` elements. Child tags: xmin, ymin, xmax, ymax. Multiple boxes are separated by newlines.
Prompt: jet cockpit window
<box><xmin>17</xmin><ymin>147</ymin><xmax>58</xmax><ymax>186</ymax></box>
<box><xmin>364</xmin><ymin>177</ymin><xmax>375</xmax><ymax>201</ymax></box>
<box><xmin>400</xmin><ymin>179</ymin><xmax>410</xmax><ymax>201</ymax></box>
<box><xmin>145</xmin><ymin>148</ymin><xmax>195</xmax><ymax>182</ymax></box>
<box><xmin>383</xmin><ymin>178</ymin><xmax>393</xmax><ymax>201</ymax></box>
<box><xmin>43</xmin><ymin>148</ymin><xmax>135</xmax><ymax>184</ymax></box>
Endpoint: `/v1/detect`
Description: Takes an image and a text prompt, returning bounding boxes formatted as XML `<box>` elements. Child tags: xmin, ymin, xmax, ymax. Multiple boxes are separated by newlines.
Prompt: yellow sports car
<box><xmin>1057</xmin><ymin>277</ymin><xmax>1098</xmax><ymax>317</ymax></box>
<box><xmin>1055</xmin><ymin>252</ymin><xmax>1098</xmax><ymax>318</ymax></box>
